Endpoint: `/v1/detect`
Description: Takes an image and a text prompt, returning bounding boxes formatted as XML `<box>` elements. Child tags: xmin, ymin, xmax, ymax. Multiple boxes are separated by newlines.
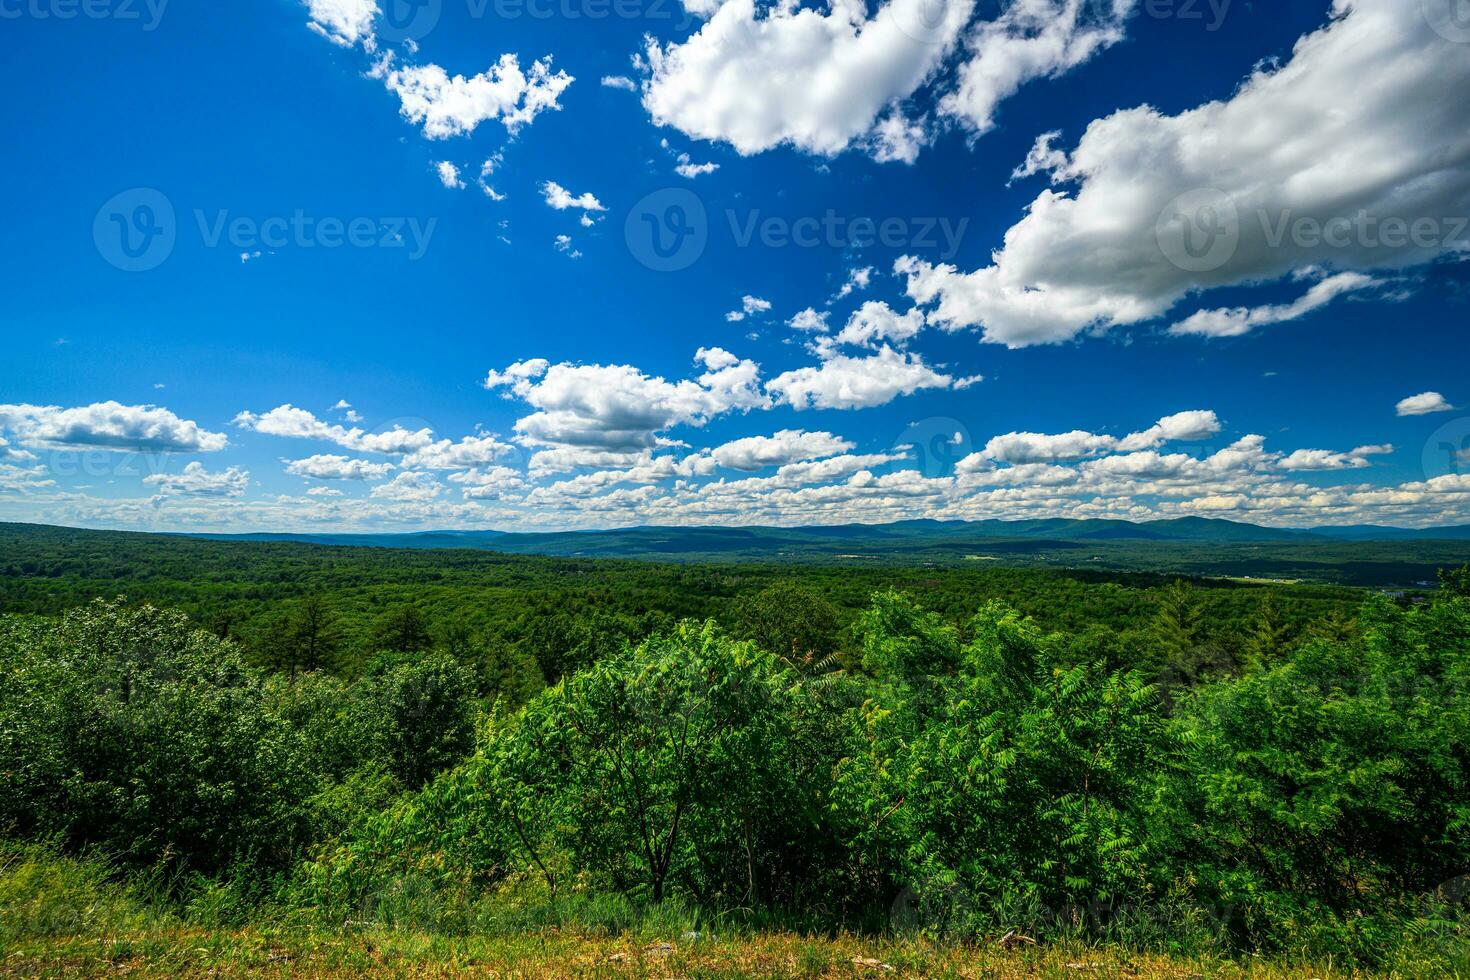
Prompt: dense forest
<box><xmin>2</xmin><ymin>525</ymin><xmax>1469</xmax><ymax>974</ymax></box>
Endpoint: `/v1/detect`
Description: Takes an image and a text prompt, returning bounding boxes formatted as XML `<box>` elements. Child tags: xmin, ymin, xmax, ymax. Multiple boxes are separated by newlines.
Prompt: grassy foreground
<box><xmin>3</xmin><ymin>847</ymin><xmax>1466</xmax><ymax>978</ymax></box>
<box><xmin>0</xmin><ymin>927</ymin><xmax>1419</xmax><ymax>979</ymax></box>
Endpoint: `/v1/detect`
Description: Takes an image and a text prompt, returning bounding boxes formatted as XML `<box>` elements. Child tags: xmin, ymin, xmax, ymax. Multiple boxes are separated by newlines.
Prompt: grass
<box><xmin>0</xmin><ymin>926</ymin><xmax>1406</xmax><ymax>979</ymax></box>
<box><xmin>3</xmin><ymin>846</ymin><xmax>1465</xmax><ymax>978</ymax></box>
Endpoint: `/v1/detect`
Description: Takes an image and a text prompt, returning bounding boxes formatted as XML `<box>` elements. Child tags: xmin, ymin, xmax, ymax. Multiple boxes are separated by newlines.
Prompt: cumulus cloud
<box><xmin>675</xmin><ymin>153</ymin><xmax>720</xmax><ymax>178</ymax></box>
<box><xmin>1170</xmin><ymin>272</ymin><xmax>1385</xmax><ymax>338</ymax></box>
<box><xmin>449</xmin><ymin>466</ymin><xmax>529</xmax><ymax>500</ymax></box>
<box><xmin>434</xmin><ymin>161</ymin><xmax>466</xmax><ymax>189</ymax></box>
<box><xmin>767</xmin><ymin>346</ymin><xmax>954</xmax><ymax>410</ymax></box>
<box><xmin>285</xmin><ymin>455</ymin><xmax>397</xmax><ymax>481</ymax></box>
<box><xmin>370</xmin><ymin>471</ymin><xmax>444</xmax><ymax>501</ymax></box>
<box><xmin>0</xmin><ymin>402</ymin><xmax>228</xmax><ymax>453</ymax></box>
<box><xmin>831</xmin><ymin>300</ymin><xmax>926</xmax><ymax>349</ymax></box>
<box><xmin>601</xmin><ymin>75</ymin><xmax>637</xmax><ymax>91</ymax></box>
<box><xmin>641</xmin><ymin>0</ymin><xmax>974</xmax><ymax>160</ymax></box>
<box><xmin>0</xmin><ymin>463</ymin><xmax>56</xmax><ymax>492</ymax></box>
<box><xmin>967</xmin><ymin>410</ymin><xmax>1221</xmax><ymax>466</ymax></box>
<box><xmin>0</xmin><ymin>436</ymin><xmax>36</xmax><ymax>463</ymax></box>
<box><xmin>304</xmin><ymin>0</ymin><xmax>378</xmax><ymax>48</ymax></box>
<box><xmin>485</xmin><ymin>349</ymin><xmax>769</xmax><ymax>457</ymax></box>
<box><xmin>144</xmin><ymin>462</ymin><xmax>250</xmax><ymax>498</ymax></box>
<box><xmin>725</xmin><ymin>295</ymin><xmax>772</xmax><ymax>322</ymax></box>
<box><xmin>900</xmin><ymin>0</ymin><xmax>1470</xmax><ymax>347</ymax></box>
<box><xmin>373</xmin><ymin>53</ymin><xmax>573</xmax><ymax>139</ymax></box>
<box><xmin>640</xmin><ymin>0</ymin><xmax>1137</xmax><ymax>162</ymax></box>
<box><xmin>1278</xmin><ymin>444</ymin><xmax>1393</xmax><ymax>472</ymax></box>
<box><xmin>939</xmin><ymin>0</ymin><xmax>1133</xmax><ymax>136</ymax></box>
<box><xmin>832</xmin><ymin>265</ymin><xmax>874</xmax><ymax>302</ymax></box>
<box><xmin>1396</xmin><ymin>392</ymin><xmax>1456</xmax><ymax>417</ymax></box>
<box><xmin>234</xmin><ymin>405</ymin><xmax>434</xmax><ymax>455</ymax></box>
<box><xmin>401</xmin><ymin>434</ymin><xmax>515</xmax><ymax>470</ymax></box>
<box><xmin>541</xmin><ymin>181</ymin><xmax>606</xmax><ymax>213</ymax></box>
<box><xmin>712</xmin><ymin>429</ymin><xmax>855</xmax><ymax>471</ymax></box>
<box><xmin>788</xmin><ymin>307</ymin><xmax>831</xmax><ymax>332</ymax></box>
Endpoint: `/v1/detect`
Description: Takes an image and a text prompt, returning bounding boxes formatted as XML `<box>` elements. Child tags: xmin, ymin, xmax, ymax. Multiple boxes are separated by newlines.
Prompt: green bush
<box><xmin>0</xmin><ymin>600</ymin><xmax>313</xmax><ymax>873</ymax></box>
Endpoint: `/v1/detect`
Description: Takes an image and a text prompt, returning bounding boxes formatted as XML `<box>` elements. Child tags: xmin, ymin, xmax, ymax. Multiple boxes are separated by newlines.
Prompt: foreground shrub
<box><xmin>0</xmin><ymin>600</ymin><xmax>313</xmax><ymax>873</ymax></box>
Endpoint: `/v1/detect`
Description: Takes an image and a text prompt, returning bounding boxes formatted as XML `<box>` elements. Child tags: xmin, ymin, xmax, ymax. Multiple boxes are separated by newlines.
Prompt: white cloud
<box><xmin>234</xmin><ymin>405</ymin><xmax>433</xmax><ymax>454</ymax></box>
<box><xmin>712</xmin><ymin>429</ymin><xmax>855</xmax><ymax>471</ymax></box>
<box><xmin>486</xmin><ymin>349</ymin><xmax>769</xmax><ymax>456</ymax></box>
<box><xmin>401</xmin><ymin>434</ymin><xmax>514</xmax><ymax>470</ymax></box>
<box><xmin>144</xmin><ymin>462</ymin><xmax>250</xmax><ymax>498</ymax></box>
<box><xmin>373</xmin><ymin>53</ymin><xmax>573</xmax><ymax>139</ymax></box>
<box><xmin>939</xmin><ymin>0</ymin><xmax>1133</xmax><ymax>136</ymax></box>
<box><xmin>449</xmin><ymin>466</ymin><xmax>528</xmax><ymax>499</ymax></box>
<box><xmin>1396</xmin><ymin>391</ymin><xmax>1455</xmax><ymax>417</ymax></box>
<box><xmin>434</xmin><ymin>161</ymin><xmax>466</xmax><ymax>189</ymax></box>
<box><xmin>478</xmin><ymin>154</ymin><xmax>506</xmax><ymax>201</ymax></box>
<box><xmin>304</xmin><ymin>0</ymin><xmax>378</xmax><ymax>48</ymax></box>
<box><xmin>832</xmin><ymin>265</ymin><xmax>874</xmax><ymax>302</ymax></box>
<box><xmin>1115</xmin><ymin>410</ymin><xmax>1222</xmax><ymax>451</ymax></box>
<box><xmin>601</xmin><ymin>75</ymin><xmax>637</xmax><ymax>91</ymax></box>
<box><xmin>1278</xmin><ymin>444</ymin><xmax>1393</xmax><ymax>472</ymax></box>
<box><xmin>541</xmin><ymin>180</ymin><xmax>606</xmax><ymax>213</ymax></box>
<box><xmin>0</xmin><ymin>436</ymin><xmax>36</xmax><ymax>463</ymax></box>
<box><xmin>554</xmin><ymin>234</ymin><xmax>582</xmax><ymax>259</ymax></box>
<box><xmin>976</xmin><ymin>430</ymin><xmax>1119</xmax><ymax>465</ymax></box>
<box><xmin>1170</xmin><ymin>272</ymin><xmax>1384</xmax><ymax>338</ymax></box>
<box><xmin>306</xmin><ymin>486</ymin><xmax>343</xmax><ymax>497</ymax></box>
<box><xmin>725</xmin><ymin>295</ymin><xmax>772</xmax><ymax>322</ymax></box>
<box><xmin>831</xmin><ymin>300</ymin><xmax>926</xmax><ymax>349</ymax></box>
<box><xmin>0</xmin><ymin>463</ymin><xmax>56</xmax><ymax>492</ymax></box>
<box><xmin>641</xmin><ymin>0</ymin><xmax>974</xmax><ymax>160</ymax></box>
<box><xmin>767</xmin><ymin>346</ymin><xmax>954</xmax><ymax>410</ymax></box>
<box><xmin>900</xmin><ymin>0</ymin><xmax>1470</xmax><ymax>347</ymax></box>
<box><xmin>370</xmin><ymin>470</ymin><xmax>444</xmax><ymax>501</ymax></box>
<box><xmin>675</xmin><ymin>153</ymin><xmax>720</xmax><ymax>179</ymax></box>
<box><xmin>0</xmin><ymin>402</ymin><xmax>228</xmax><ymax>453</ymax></box>
<box><xmin>968</xmin><ymin>410</ymin><xmax>1221</xmax><ymax>465</ymax></box>
<box><xmin>285</xmin><ymin>455</ymin><xmax>397</xmax><ymax>481</ymax></box>
<box><xmin>788</xmin><ymin>307</ymin><xmax>831</xmax><ymax>332</ymax></box>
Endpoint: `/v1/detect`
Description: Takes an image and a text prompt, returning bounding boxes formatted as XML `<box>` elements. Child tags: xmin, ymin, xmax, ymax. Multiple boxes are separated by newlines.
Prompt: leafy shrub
<box><xmin>0</xmin><ymin>600</ymin><xmax>313</xmax><ymax>873</ymax></box>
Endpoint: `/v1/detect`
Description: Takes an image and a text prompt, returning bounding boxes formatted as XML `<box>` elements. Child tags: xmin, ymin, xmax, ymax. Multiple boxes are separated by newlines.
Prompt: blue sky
<box><xmin>1</xmin><ymin>0</ymin><xmax>1468</xmax><ymax>532</ymax></box>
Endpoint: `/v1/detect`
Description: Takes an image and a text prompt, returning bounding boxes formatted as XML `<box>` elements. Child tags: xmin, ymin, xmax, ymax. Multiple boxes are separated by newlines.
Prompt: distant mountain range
<box><xmin>179</xmin><ymin>516</ymin><xmax>1470</xmax><ymax>559</ymax></box>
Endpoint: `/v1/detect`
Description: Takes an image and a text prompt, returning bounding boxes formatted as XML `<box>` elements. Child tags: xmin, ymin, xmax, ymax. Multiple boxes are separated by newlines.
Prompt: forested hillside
<box><xmin>0</xmin><ymin>522</ymin><xmax>1368</xmax><ymax>695</ymax></box>
<box><xmin>2</xmin><ymin>525</ymin><xmax>1468</xmax><ymax>974</ymax></box>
